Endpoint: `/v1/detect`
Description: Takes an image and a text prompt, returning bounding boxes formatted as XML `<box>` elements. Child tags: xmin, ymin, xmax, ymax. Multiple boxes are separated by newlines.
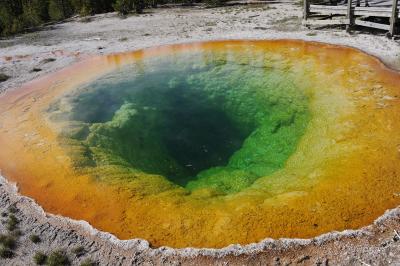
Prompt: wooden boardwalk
<box><xmin>303</xmin><ymin>0</ymin><xmax>399</xmax><ymax>36</ymax></box>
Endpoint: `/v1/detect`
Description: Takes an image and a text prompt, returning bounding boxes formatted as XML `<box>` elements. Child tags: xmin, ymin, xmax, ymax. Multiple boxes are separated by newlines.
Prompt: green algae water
<box><xmin>49</xmin><ymin>50</ymin><xmax>310</xmax><ymax>194</ymax></box>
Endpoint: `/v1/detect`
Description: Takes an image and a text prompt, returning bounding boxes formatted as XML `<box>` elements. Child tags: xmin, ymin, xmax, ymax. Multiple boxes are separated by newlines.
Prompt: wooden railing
<box><xmin>303</xmin><ymin>0</ymin><xmax>399</xmax><ymax>36</ymax></box>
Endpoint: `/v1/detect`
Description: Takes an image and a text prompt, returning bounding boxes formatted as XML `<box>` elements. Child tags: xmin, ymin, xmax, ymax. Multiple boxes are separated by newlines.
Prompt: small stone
<box><xmin>0</xmin><ymin>73</ymin><xmax>10</xmax><ymax>82</ymax></box>
<box><xmin>40</xmin><ymin>58</ymin><xmax>56</xmax><ymax>64</ymax></box>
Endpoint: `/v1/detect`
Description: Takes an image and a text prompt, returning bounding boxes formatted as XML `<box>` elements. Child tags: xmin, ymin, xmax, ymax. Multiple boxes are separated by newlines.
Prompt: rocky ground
<box><xmin>1</xmin><ymin>2</ymin><xmax>400</xmax><ymax>265</ymax></box>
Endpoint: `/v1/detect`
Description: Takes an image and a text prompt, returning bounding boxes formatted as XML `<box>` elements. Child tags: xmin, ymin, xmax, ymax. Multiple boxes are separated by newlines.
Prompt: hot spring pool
<box><xmin>0</xmin><ymin>40</ymin><xmax>399</xmax><ymax>248</ymax></box>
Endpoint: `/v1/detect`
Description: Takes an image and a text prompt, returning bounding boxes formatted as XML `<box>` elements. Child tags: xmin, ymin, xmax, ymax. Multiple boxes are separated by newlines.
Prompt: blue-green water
<box><xmin>48</xmin><ymin>52</ymin><xmax>310</xmax><ymax>194</ymax></box>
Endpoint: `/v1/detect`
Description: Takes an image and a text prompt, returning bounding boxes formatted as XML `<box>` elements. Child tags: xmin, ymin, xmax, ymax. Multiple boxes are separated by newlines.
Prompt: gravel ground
<box><xmin>0</xmin><ymin>3</ymin><xmax>400</xmax><ymax>265</ymax></box>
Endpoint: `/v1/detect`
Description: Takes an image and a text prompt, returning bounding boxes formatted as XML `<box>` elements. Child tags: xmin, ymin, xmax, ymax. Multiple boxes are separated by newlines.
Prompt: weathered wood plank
<box><xmin>355</xmin><ymin>10</ymin><xmax>392</xmax><ymax>17</ymax></box>
<box><xmin>347</xmin><ymin>0</ymin><xmax>354</xmax><ymax>31</ymax></box>
<box><xmin>304</xmin><ymin>0</ymin><xmax>310</xmax><ymax>20</ymax></box>
<box><xmin>355</xmin><ymin>6</ymin><xmax>393</xmax><ymax>11</ymax></box>
<box><xmin>310</xmin><ymin>5</ymin><xmax>393</xmax><ymax>11</ymax></box>
<box><xmin>310</xmin><ymin>6</ymin><xmax>393</xmax><ymax>17</ymax></box>
<box><xmin>390</xmin><ymin>0</ymin><xmax>399</xmax><ymax>35</ymax></box>
<box><xmin>310</xmin><ymin>5</ymin><xmax>347</xmax><ymax>10</ymax></box>
<box><xmin>302</xmin><ymin>18</ymin><xmax>350</xmax><ymax>25</ymax></box>
<box><xmin>310</xmin><ymin>4</ymin><xmax>395</xmax><ymax>12</ymax></box>
<box><xmin>310</xmin><ymin>6</ymin><xmax>348</xmax><ymax>15</ymax></box>
<box><xmin>355</xmin><ymin>19</ymin><xmax>391</xmax><ymax>29</ymax></box>
<box><xmin>225</xmin><ymin>0</ymin><xmax>294</xmax><ymax>5</ymax></box>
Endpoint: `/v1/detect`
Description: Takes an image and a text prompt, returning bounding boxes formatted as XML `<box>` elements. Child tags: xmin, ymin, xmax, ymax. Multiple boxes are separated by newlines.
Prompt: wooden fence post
<box><xmin>303</xmin><ymin>0</ymin><xmax>310</xmax><ymax>21</ymax></box>
<box><xmin>346</xmin><ymin>0</ymin><xmax>354</xmax><ymax>32</ymax></box>
<box><xmin>390</xmin><ymin>0</ymin><xmax>399</xmax><ymax>37</ymax></box>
